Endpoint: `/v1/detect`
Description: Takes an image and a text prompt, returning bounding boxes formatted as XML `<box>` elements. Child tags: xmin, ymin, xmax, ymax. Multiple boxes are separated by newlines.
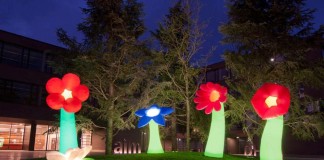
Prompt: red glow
<box><xmin>251</xmin><ymin>83</ymin><xmax>290</xmax><ymax>120</ymax></box>
<box><xmin>45</xmin><ymin>73</ymin><xmax>89</xmax><ymax>113</ymax></box>
<box><xmin>194</xmin><ymin>82</ymin><xmax>227</xmax><ymax>114</ymax></box>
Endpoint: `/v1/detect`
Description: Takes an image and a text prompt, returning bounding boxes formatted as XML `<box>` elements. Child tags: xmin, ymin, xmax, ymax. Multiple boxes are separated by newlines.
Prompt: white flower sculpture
<box><xmin>46</xmin><ymin>146</ymin><xmax>92</xmax><ymax>160</ymax></box>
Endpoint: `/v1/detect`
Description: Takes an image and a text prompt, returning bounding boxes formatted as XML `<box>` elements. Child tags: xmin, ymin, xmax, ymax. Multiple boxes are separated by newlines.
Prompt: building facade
<box><xmin>0</xmin><ymin>30</ymin><xmax>101</xmax><ymax>151</ymax></box>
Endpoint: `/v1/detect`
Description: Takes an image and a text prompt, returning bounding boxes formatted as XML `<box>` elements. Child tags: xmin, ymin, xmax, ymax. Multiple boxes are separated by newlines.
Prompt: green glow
<box><xmin>59</xmin><ymin>108</ymin><xmax>78</xmax><ymax>154</ymax></box>
<box><xmin>260</xmin><ymin>116</ymin><xmax>283</xmax><ymax>160</ymax></box>
<box><xmin>147</xmin><ymin>121</ymin><xmax>164</xmax><ymax>153</ymax></box>
<box><xmin>204</xmin><ymin>104</ymin><xmax>225</xmax><ymax>158</ymax></box>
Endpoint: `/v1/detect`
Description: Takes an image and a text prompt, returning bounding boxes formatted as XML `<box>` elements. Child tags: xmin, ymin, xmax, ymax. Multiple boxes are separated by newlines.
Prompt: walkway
<box><xmin>0</xmin><ymin>150</ymin><xmax>105</xmax><ymax>160</ymax></box>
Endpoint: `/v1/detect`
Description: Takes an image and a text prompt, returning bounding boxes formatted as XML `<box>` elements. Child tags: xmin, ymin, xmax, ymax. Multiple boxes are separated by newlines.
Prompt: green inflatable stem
<box><xmin>204</xmin><ymin>103</ymin><xmax>225</xmax><ymax>158</ymax></box>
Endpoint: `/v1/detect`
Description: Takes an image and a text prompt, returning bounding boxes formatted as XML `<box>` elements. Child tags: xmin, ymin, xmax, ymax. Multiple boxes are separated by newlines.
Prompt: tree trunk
<box><xmin>185</xmin><ymin>97</ymin><xmax>190</xmax><ymax>151</ymax></box>
<box><xmin>105</xmin><ymin>118</ymin><xmax>113</xmax><ymax>155</ymax></box>
<box><xmin>184</xmin><ymin>69</ymin><xmax>191</xmax><ymax>151</ymax></box>
<box><xmin>171</xmin><ymin>112</ymin><xmax>177</xmax><ymax>151</ymax></box>
<box><xmin>106</xmin><ymin>82</ymin><xmax>114</xmax><ymax>155</ymax></box>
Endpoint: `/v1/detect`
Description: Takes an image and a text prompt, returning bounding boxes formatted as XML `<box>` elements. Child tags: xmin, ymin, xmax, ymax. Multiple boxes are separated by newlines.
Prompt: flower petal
<box><xmin>196</xmin><ymin>102</ymin><xmax>209</xmax><ymax>110</ymax></box>
<box><xmin>72</xmin><ymin>85</ymin><xmax>89</xmax><ymax>102</ymax></box>
<box><xmin>160</xmin><ymin>107</ymin><xmax>174</xmax><ymax>115</ymax></box>
<box><xmin>63</xmin><ymin>98</ymin><xmax>82</xmax><ymax>113</ymax></box>
<box><xmin>138</xmin><ymin>116</ymin><xmax>151</xmax><ymax>128</ymax></box>
<box><xmin>46</xmin><ymin>78</ymin><xmax>64</xmax><ymax>94</ymax></box>
<box><xmin>204</xmin><ymin>104</ymin><xmax>213</xmax><ymax>114</ymax></box>
<box><xmin>153</xmin><ymin>115</ymin><xmax>166</xmax><ymax>126</ymax></box>
<box><xmin>62</xmin><ymin>73</ymin><xmax>80</xmax><ymax>90</ymax></box>
<box><xmin>194</xmin><ymin>97</ymin><xmax>209</xmax><ymax>103</ymax></box>
<box><xmin>135</xmin><ymin>108</ymin><xmax>147</xmax><ymax>117</ymax></box>
<box><xmin>213</xmin><ymin>102</ymin><xmax>222</xmax><ymax>111</ymax></box>
<box><xmin>196</xmin><ymin>90</ymin><xmax>209</xmax><ymax>97</ymax></box>
<box><xmin>46</xmin><ymin>93</ymin><xmax>64</xmax><ymax>110</ymax></box>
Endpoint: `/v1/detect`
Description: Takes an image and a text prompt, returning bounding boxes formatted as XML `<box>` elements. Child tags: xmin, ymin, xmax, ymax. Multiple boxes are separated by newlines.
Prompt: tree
<box><xmin>219</xmin><ymin>0</ymin><xmax>324</xmax><ymax>144</ymax></box>
<box><xmin>151</xmin><ymin>0</ymin><xmax>205</xmax><ymax>151</ymax></box>
<box><xmin>55</xmin><ymin>0</ymin><xmax>147</xmax><ymax>155</ymax></box>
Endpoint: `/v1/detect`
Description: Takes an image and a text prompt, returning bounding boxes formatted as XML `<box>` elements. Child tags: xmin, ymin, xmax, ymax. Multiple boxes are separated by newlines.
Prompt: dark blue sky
<box><xmin>0</xmin><ymin>0</ymin><xmax>323</xmax><ymax>64</ymax></box>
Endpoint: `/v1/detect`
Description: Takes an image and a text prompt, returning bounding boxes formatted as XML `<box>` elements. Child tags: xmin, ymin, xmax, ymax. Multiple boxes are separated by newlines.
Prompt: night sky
<box><xmin>0</xmin><ymin>0</ymin><xmax>323</xmax><ymax>64</ymax></box>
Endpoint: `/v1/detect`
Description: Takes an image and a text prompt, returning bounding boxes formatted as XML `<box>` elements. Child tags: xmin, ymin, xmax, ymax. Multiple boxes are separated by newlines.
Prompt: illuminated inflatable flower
<box><xmin>194</xmin><ymin>82</ymin><xmax>227</xmax><ymax>158</ymax></box>
<box><xmin>194</xmin><ymin>82</ymin><xmax>227</xmax><ymax>114</ymax></box>
<box><xmin>46</xmin><ymin>73</ymin><xmax>89</xmax><ymax>113</ymax></box>
<box><xmin>251</xmin><ymin>83</ymin><xmax>290</xmax><ymax>120</ymax></box>
<box><xmin>251</xmin><ymin>83</ymin><xmax>290</xmax><ymax>160</ymax></box>
<box><xmin>135</xmin><ymin>104</ymin><xmax>173</xmax><ymax>154</ymax></box>
<box><xmin>45</xmin><ymin>73</ymin><xmax>91</xmax><ymax>154</ymax></box>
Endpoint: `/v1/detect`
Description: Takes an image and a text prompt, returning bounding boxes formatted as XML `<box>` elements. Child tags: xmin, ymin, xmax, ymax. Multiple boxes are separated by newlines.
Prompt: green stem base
<box><xmin>204</xmin><ymin>104</ymin><xmax>225</xmax><ymax>158</ymax></box>
<box><xmin>59</xmin><ymin>108</ymin><xmax>78</xmax><ymax>154</ymax></box>
<box><xmin>260</xmin><ymin>116</ymin><xmax>283</xmax><ymax>160</ymax></box>
<box><xmin>147</xmin><ymin>121</ymin><xmax>164</xmax><ymax>154</ymax></box>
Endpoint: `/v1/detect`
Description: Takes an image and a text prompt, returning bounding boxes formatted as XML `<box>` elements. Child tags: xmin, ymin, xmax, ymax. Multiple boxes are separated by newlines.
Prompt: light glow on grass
<box><xmin>59</xmin><ymin>108</ymin><xmax>78</xmax><ymax>154</ymax></box>
<box><xmin>260</xmin><ymin>115</ymin><xmax>283</xmax><ymax>160</ymax></box>
<box><xmin>204</xmin><ymin>104</ymin><xmax>225</xmax><ymax>158</ymax></box>
<box><xmin>147</xmin><ymin>121</ymin><xmax>164</xmax><ymax>154</ymax></box>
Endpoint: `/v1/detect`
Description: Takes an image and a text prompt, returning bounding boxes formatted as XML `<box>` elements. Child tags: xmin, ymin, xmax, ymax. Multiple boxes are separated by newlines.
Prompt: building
<box><xmin>0</xmin><ymin>30</ymin><xmax>107</xmax><ymax>151</ymax></box>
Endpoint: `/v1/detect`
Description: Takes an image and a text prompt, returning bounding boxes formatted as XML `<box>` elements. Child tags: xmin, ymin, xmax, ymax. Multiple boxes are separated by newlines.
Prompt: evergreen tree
<box><xmin>219</xmin><ymin>0</ymin><xmax>324</xmax><ymax>144</ymax></box>
<box><xmin>55</xmin><ymin>0</ymin><xmax>147</xmax><ymax>154</ymax></box>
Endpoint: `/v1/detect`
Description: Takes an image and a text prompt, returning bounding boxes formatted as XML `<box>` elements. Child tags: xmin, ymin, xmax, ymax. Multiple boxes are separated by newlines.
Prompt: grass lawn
<box><xmin>27</xmin><ymin>152</ymin><xmax>259</xmax><ymax>160</ymax></box>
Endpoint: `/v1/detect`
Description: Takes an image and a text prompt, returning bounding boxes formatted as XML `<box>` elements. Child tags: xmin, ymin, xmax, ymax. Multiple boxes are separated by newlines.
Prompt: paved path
<box><xmin>0</xmin><ymin>150</ymin><xmax>105</xmax><ymax>160</ymax></box>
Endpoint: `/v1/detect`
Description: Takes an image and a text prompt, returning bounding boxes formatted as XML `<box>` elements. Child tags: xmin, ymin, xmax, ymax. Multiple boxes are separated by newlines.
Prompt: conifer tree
<box><xmin>219</xmin><ymin>0</ymin><xmax>324</xmax><ymax>144</ymax></box>
<box><xmin>55</xmin><ymin>0</ymin><xmax>147</xmax><ymax>154</ymax></box>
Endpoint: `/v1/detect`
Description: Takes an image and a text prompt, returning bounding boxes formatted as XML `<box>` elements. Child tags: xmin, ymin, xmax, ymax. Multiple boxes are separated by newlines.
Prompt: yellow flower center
<box><xmin>265</xmin><ymin>96</ymin><xmax>278</xmax><ymax>108</ymax></box>
<box><xmin>209</xmin><ymin>90</ymin><xmax>220</xmax><ymax>102</ymax></box>
<box><xmin>61</xmin><ymin>89</ymin><xmax>73</xmax><ymax>100</ymax></box>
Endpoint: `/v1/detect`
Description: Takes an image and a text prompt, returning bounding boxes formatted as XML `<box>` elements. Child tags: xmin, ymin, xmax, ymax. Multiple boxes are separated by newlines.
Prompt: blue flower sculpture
<box><xmin>135</xmin><ymin>104</ymin><xmax>174</xmax><ymax>128</ymax></box>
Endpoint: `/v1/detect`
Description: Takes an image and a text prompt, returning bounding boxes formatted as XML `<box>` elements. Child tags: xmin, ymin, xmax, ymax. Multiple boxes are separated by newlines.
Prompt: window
<box><xmin>34</xmin><ymin>125</ymin><xmax>59</xmax><ymax>151</ymax></box>
<box><xmin>28</xmin><ymin>50</ymin><xmax>43</xmax><ymax>71</ymax></box>
<box><xmin>44</xmin><ymin>53</ymin><xmax>54</xmax><ymax>73</ymax></box>
<box><xmin>1</xmin><ymin>43</ymin><xmax>23</xmax><ymax>67</ymax></box>
<box><xmin>0</xmin><ymin>79</ymin><xmax>39</xmax><ymax>106</ymax></box>
<box><xmin>81</xmin><ymin>130</ymin><xmax>92</xmax><ymax>148</ymax></box>
<box><xmin>0</xmin><ymin>122</ymin><xmax>25</xmax><ymax>150</ymax></box>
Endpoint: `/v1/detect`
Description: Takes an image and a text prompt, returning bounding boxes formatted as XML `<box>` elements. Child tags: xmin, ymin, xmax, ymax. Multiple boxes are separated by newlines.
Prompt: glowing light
<box><xmin>251</xmin><ymin>83</ymin><xmax>290</xmax><ymax>120</ymax></box>
<box><xmin>194</xmin><ymin>82</ymin><xmax>227</xmax><ymax>114</ymax></box>
<box><xmin>251</xmin><ymin>83</ymin><xmax>290</xmax><ymax>160</ymax></box>
<box><xmin>59</xmin><ymin>109</ymin><xmax>78</xmax><ymax>154</ymax></box>
<box><xmin>209</xmin><ymin>90</ymin><xmax>220</xmax><ymax>102</ymax></box>
<box><xmin>147</xmin><ymin>121</ymin><xmax>164</xmax><ymax>153</ymax></box>
<box><xmin>135</xmin><ymin>104</ymin><xmax>173</xmax><ymax>154</ymax></box>
<box><xmin>194</xmin><ymin>82</ymin><xmax>227</xmax><ymax>158</ymax></box>
<box><xmin>270</xmin><ymin>58</ymin><xmax>275</xmax><ymax>62</ymax></box>
<box><xmin>204</xmin><ymin>107</ymin><xmax>225</xmax><ymax>158</ymax></box>
<box><xmin>146</xmin><ymin>107</ymin><xmax>161</xmax><ymax>117</ymax></box>
<box><xmin>45</xmin><ymin>73</ymin><xmax>89</xmax><ymax>113</ymax></box>
<box><xmin>45</xmin><ymin>73</ymin><xmax>91</xmax><ymax>156</ymax></box>
<box><xmin>135</xmin><ymin>104</ymin><xmax>173</xmax><ymax>128</ymax></box>
<box><xmin>46</xmin><ymin>146</ymin><xmax>92</xmax><ymax>160</ymax></box>
<box><xmin>260</xmin><ymin>116</ymin><xmax>283</xmax><ymax>160</ymax></box>
<box><xmin>265</xmin><ymin>96</ymin><xmax>277</xmax><ymax>108</ymax></box>
<box><xmin>61</xmin><ymin>89</ymin><xmax>73</xmax><ymax>100</ymax></box>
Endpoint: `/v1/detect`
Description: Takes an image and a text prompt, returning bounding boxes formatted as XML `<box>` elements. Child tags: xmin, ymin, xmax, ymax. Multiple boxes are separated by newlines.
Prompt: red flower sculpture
<box><xmin>46</xmin><ymin>73</ymin><xmax>89</xmax><ymax>113</ymax></box>
<box><xmin>194</xmin><ymin>82</ymin><xmax>227</xmax><ymax>114</ymax></box>
<box><xmin>251</xmin><ymin>83</ymin><xmax>290</xmax><ymax>120</ymax></box>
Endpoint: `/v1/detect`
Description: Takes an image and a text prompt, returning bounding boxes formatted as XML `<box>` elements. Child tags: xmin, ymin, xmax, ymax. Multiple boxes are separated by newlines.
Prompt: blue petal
<box><xmin>160</xmin><ymin>107</ymin><xmax>174</xmax><ymax>116</ymax></box>
<box><xmin>135</xmin><ymin>108</ymin><xmax>147</xmax><ymax>117</ymax></box>
<box><xmin>150</xmin><ymin>104</ymin><xmax>160</xmax><ymax>109</ymax></box>
<box><xmin>138</xmin><ymin>116</ymin><xmax>151</xmax><ymax>128</ymax></box>
<box><xmin>153</xmin><ymin>115</ymin><xmax>166</xmax><ymax>126</ymax></box>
